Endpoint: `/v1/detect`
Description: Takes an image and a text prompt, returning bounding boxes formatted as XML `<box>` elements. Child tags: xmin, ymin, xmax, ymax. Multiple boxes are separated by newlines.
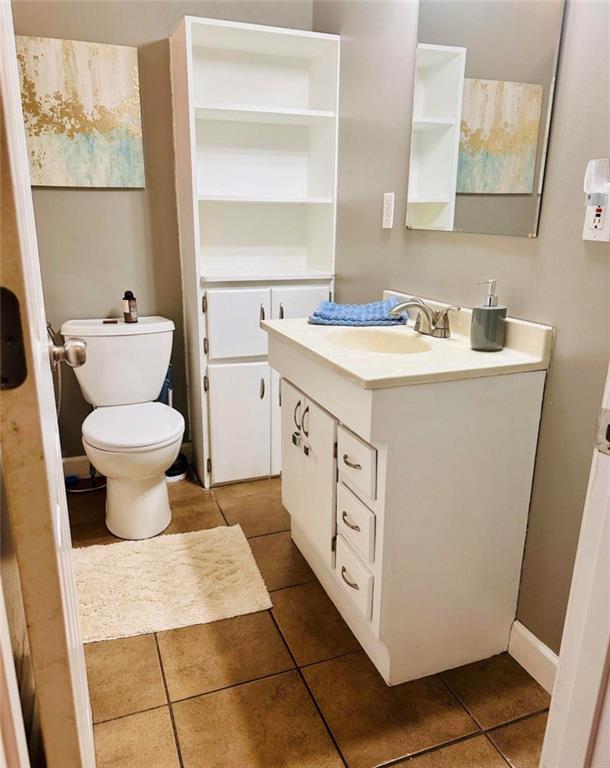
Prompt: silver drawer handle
<box><xmin>341</xmin><ymin>510</ymin><xmax>361</xmax><ymax>532</ymax></box>
<box><xmin>341</xmin><ymin>566</ymin><xmax>360</xmax><ymax>591</ymax></box>
<box><xmin>343</xmin><ymin>454</ymin><xmax>362</xmax><ymax>470</ymax></box>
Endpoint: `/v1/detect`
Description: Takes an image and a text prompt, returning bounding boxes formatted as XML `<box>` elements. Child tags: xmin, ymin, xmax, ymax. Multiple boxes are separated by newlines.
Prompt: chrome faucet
<box><xmin>390</xmin><ymin>297</ymin><xmax>460</xmax><ymax>339</ymax></box>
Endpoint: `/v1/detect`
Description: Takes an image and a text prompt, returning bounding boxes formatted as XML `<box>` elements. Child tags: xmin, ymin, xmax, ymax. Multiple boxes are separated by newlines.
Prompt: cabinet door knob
<box><xmin>293</xmin><ymin>400</ymin><xmax>302</xmax><ymax>430</ymax></box>
<box><xmin>341</xmin><ymin>510</ymin><xmax>361</xmax><ymax>532</ymax></box>
<box><xmin>341</xmin><ymin>566</ymin><xmax>360</xmax><ymax>590</ymax></box>
<box><xmin>279</xmin><ymin>303</ymin><xmax>285</xmax><ymax>319</ymax></box>
<box><xmin>259</xmin><ymin>378</ymin><xmax>265</xmax><ymax>399</ymax></box>
<box><xmin>343</xmin><ymin>454</ymin><xmax>362</xmax><ymax>470</ymax></box>
<box><xmin>259</xmin><ymin>304</ymin><xmax>266</xmax><ymax>322</ymax></box>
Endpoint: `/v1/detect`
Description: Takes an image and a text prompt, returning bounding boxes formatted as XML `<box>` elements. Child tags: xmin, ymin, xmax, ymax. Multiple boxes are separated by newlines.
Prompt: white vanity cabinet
<box><xmin>281</xmin><ymin>380</ymin><xmax>337</xmax><ymax>567</ymax></box>
<box><xmin>265</xmin><ymin>300</ymin><xmax>554</xmax><ymax>685</ymax></box>
<box><xmin>171</xmin><ymin>17</ymin><xmax>339</xmax><ymax>486</ymax></box>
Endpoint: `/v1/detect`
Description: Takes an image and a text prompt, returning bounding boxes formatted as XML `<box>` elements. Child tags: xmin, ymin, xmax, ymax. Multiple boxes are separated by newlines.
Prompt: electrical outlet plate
<box><xmin>382</xmin><ymin>193</ymin><xmax>395</xmax><ymax>229</ymax></box>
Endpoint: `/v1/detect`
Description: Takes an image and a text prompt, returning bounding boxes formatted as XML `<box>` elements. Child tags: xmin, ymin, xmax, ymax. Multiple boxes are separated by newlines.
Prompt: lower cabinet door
<box><xmin>206</xmin><ymin>287</ymin><xmax>270</xmax><ymax>359</ymax></box>
<box><xmin>280</xmin><ymin>379</ymin><xmax>306</xmax><ymax>526</ymax></box>
<box><xmin>271</xmin><ymin>285</ymin><xmax>330</xmax><ymax>320</ymax></box>
<box><xmin>271</xmin><ymin>369</ymin><xmax>281</xmax><ymax>476</ymax></box>
<box><xmin>208</xmin><ymin>362</ymin><xmax>270</xmax><ymax>484</ymax></box>
<box><xmin>302</xmin><ymin>396</ymin><xmax>338</xmax><ymax>568</ymax></box>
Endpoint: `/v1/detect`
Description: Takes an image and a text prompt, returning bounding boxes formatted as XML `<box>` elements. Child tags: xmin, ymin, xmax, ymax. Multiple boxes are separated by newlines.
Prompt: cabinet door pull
<box><xmin>341</xmin><ymin>510</ymin><xmax>361</xmax><ymax>532</ymax></box>
<box><xmin>343</xmin><ymin>454</ymin><xmax>362</xmax><ymax>470</ymax></box>
<box><xmin>259</xmin><ymin>378</ymin><xmax>265</xmax><ymax>399</ymax></box>
<box><xmin>279</xmin><ymin>303</ymin><xmax>285</xmax><ymax>319</ymax></box>
<box><xmin>302</xmin><ymin>405</ymin><xmax>310</xmax><ymax>437</ymax></box>
<box><xmin>259</xmin><ymin>304</ymin><xmax>266</xmax><ymax>322</ymax></box>
<box><xmin>293</xmin><ymin>400</ymin><xmax>302</xmax><ymax>431</ymax></box>
<box><xmin>341</xmin><ymin>566</ymin><xmax>360</xmax><ymax>591</ymax></box>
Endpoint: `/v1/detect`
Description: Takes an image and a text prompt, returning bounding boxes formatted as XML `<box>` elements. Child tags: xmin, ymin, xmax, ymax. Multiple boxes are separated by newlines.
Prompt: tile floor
<box><xmin>69</xmin><ymin>477</ymin><xmax>551</xmax><ymax>768</ymax></box>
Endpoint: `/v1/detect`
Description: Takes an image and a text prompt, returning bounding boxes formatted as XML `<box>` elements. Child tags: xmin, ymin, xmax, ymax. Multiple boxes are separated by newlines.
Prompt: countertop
<box><xmin>262</xmin><ymin>300</ymin><xmax>553</xmax><ymax>390</ymax></box>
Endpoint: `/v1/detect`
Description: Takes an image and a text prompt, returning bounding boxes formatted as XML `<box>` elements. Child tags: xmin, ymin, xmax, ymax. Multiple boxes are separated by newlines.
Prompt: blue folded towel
<box><xmin>309</xmin><ymin>296</ymin><xmax>407</xmax><ymax>326</ymax></box>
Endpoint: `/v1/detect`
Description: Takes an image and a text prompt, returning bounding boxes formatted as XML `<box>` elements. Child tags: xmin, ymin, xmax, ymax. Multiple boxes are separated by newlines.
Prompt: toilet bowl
<box><xmin>62</xmin><ymin>316</ymin><xmax>185</xmax><ymax>540</ymax></box>
<box><xmin>82</xmin><ymin>402</ymin><xmax>184</xmax><ymax>539</ymax></box>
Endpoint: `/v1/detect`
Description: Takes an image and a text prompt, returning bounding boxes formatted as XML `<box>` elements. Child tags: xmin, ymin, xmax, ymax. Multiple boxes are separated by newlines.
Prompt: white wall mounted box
<box><xmin>263</xmin><ymin>291</ymin><xmax>553</xmax><ymax>684</ymax></box>
<box><xmin>170</xmin><ymin>17</ymin><xmax>339</xmax><ymax>485</ymax></box>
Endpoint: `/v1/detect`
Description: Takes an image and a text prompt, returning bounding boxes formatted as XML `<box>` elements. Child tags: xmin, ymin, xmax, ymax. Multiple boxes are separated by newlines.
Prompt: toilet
<box><xmin>61</xmin><ymin>316</ymin><xmax>185</xmax><ymax>540</ymax></box>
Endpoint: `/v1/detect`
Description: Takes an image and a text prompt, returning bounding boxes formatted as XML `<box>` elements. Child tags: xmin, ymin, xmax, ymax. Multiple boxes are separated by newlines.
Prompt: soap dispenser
<box><xmin>470</xmin><ymin>280</ymin><xmax>506</xmax><ymax>351</ymax></box>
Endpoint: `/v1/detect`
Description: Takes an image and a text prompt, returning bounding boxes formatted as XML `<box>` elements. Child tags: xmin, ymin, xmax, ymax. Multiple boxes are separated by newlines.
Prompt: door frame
<box><xmin>1</xmin><ymin>6</ymin><xmax>94</xmax><ymax>765</ymax></box>
<box><xmin>541</xmin><ymin>363</ymin><xmax>610</xmax><ymax>767</ymax></box>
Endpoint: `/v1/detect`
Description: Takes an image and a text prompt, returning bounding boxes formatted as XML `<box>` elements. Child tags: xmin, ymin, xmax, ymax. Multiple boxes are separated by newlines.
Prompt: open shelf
<box><xmin>198</xmin><ymin>194</ymin><xmax>333</xmax><ymax>204</ymax></box>
<box><xmin>195</xmin><ymin>104</ymin><xmax>335</xmax><ymax>126</ymax></box>
<box><xmin>198</xmin><ymin>199</ymin><xmax>334</xmax><ymax>280</ymax></box>
<box><xmin>412</xmin><ymin>117</ymin><xmax>455</xmax><ymax>131</ymax></box>
<box><xmin>407</xmin><ymin>43</ymin><xmax>466</xmax><ymax>232</ymax></box>
<box><xmin>408</xmin><ymin>197</ymin><xmax>450</xmax><ymax>204</ymax></box>
<box><xmin>195</xmin><ymin>119</ymin><xmax>335</xmax><ymax>201</ymax></box>
<box><xmin>201</xmin><ymin>263</ymin><xmax>334</xmax><ymax>283</ymax></box>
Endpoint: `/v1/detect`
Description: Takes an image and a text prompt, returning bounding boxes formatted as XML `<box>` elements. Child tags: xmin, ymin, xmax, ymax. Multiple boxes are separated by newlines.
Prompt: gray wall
<box><xmin>313</xmin><ymin>0</ymin><xmax>610</xmax><ymax>653</ymax></box>
<box><xmin>418</xmin><ymin>0</ymin><xmax>564</xmax><ymax>237</ymax></box>
<box><xmin>11</xmin><ymin>0</ymin><xmax>313</xmax><ymax>457</ymax></box>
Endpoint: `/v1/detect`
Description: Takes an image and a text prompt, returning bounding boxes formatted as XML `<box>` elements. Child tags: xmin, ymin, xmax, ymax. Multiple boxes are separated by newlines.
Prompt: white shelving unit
<box><xmin>171</xmin><ymin>17</ymin><xmax>340</xmax><ymax>486</ymax></box>
<box><xmin>407</xmin><ymin>44</ymin><xmax>466</xmax><ymax>231</ymax></box>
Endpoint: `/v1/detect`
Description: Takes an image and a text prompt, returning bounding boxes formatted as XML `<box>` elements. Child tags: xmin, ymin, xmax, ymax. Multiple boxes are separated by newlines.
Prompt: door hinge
<box><xmin>596</xmin><ymin>407</ymin><xmax>610</xmax><ymax>455</ymax></box>
<box><xmin>202</xmin><ymin>294</ymin><xmax>207</xmax><ymax>313</ymax></box>
<box><xmin>333</xmin><ymin>442</ymin><xmax>338</xmax><ymax>459</ymax></box>
<box><xmin>203</xmin><ymin>375</ymin><xmax>209</xmax><ymax>392</ymax></box>
<box><xmin>331</xmin><ymin>534</ymin><xmax>337</xmax><ymax>552</ymax></box>
<box><xmin>206</xmin><ymin>458</ymin><xmax>212</xmax><ymax>474</ymax></box>
<box><xmin>203</xmin><ymin>337</ymin><xmax>209</xmax><ymax>355</ymax></box>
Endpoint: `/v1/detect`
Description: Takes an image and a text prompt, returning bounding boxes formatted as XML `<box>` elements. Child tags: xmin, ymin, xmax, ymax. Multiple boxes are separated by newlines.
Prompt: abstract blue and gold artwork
<box><xmin>15</xmin><ymin>36</ymin><xmax>145</xmax><ymax>188</ymax></box>
<box><xmin>457</xmin><ymin>78</ymin><xmax>543</xmax><ymax>194</ymax></box>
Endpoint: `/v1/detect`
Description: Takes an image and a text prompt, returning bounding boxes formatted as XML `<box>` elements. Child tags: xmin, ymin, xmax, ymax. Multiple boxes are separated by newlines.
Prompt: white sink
<box><xmin>326</xmin><ymin>327</ymin><xmax>431</xmax><ymax>354</ymax></box>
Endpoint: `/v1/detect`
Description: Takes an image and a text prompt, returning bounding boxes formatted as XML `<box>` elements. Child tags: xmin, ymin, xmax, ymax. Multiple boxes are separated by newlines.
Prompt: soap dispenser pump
<box><xmin>470</xmin><ymin>280</ymin><xmax>506</xmax><ymax>351</ymax></box>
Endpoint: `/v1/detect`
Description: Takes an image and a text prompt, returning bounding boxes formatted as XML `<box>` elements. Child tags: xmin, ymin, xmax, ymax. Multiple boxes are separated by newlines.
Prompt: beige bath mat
<box><xmin>73</xmin><ymin>526</ymin><xmax>271</xmax><ymax>643</ymax></box>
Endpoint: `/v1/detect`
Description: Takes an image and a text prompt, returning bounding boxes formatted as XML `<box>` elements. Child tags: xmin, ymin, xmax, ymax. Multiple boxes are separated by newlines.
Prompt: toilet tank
<box><xmin>61</xmin><ymin>316</ymin><xmax>174</xmax><ymax>406</ymax></box>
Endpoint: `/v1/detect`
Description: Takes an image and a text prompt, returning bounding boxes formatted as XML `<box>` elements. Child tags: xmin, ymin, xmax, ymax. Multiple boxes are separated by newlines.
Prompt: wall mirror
<box><xmin>406</xmin><ymin>0</ymin><xmax>565</xmax><ymax>237</ymax></box>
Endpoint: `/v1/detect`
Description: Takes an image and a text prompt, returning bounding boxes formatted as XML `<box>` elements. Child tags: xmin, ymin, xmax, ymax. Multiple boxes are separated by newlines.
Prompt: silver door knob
<box><xmin>50</xmin><ymin>337</ymin><xmax>87</xmax><ymax>369</ymax></box>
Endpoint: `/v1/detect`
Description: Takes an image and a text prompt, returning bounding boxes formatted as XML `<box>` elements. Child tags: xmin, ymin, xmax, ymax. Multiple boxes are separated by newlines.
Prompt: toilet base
<box><xmin>105</xmin><ymin>474</ymin><xmax>172</xmax><ymax>540</ymax></box>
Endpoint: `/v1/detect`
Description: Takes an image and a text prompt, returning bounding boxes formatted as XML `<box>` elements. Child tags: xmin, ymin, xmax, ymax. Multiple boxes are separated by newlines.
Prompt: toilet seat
<box><xmin>83</xmin><ymin>402</ymin><xmax>184</xmax><ymax>453</ymax></box>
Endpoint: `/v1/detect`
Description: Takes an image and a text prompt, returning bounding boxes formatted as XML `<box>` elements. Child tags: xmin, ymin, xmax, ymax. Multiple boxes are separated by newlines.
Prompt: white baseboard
<box><xmin>62</xmin><ymin>442</ymin><xmax>193</xmax><ymax>479</ymax></box>
<box><xmin>508</xmin><ymin>620</ymin><xmax>558</xmax><ymax>694</ymax></box>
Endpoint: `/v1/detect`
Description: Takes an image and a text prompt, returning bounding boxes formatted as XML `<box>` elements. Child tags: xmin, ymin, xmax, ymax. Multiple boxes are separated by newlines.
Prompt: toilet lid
<box><xmin>82</xmin><ymin>402</ymin><xmax>184</xmax><ymax>452</ymax></box>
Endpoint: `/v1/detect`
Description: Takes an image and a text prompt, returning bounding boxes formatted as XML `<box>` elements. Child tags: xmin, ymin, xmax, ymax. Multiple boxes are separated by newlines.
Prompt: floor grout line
<box><xmin>372</xmin><ymin>730</ymin><xmax>486</xmax><ymax>768</ymax></box>
<box><xmin>153</xmin><ymin>633</ymin><xmax>185</xmax><ymax>768</ymax></box>
<box><xmin>245</xmin><ymin>527</ymin><xmax>291</xmax><ymax>541</ymax></box>
<box><xmin>268</xmin><ymin>611</ymin><xmax>350</xmax><ymax>768</ymax></box>
<box><xmin>269</xmin><ymin>577</ymin><xmax>318</xmax><ymax>593</ymax></box>
<box><xmin>485</xmin><ymin>707</ymin><xmax>550</xmax><ymax>734</ymax></box>
<box><xmin>438</xmin><ymin>673</ymin><xmax>486</xmax><ymax>730</ymax></box>
<box><xmin>484</xmin><ymin>733</ymin><xmax>514</xmax><ymax>767</ymax></box>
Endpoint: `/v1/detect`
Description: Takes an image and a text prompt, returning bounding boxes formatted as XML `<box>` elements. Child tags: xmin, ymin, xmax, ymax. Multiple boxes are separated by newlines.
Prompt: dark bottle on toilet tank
<box><xmin>122</xmin><ymin>290</ymin><xmax>138</xmax><ymax>323</ymax></box>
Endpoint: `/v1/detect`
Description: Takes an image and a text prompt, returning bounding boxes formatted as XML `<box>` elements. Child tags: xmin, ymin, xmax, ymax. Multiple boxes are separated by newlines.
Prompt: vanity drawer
<box><xmin>335</xmin><ymin>535</ymin><xmax>374</xmax><ymax>621</ymax></box>
<box><xmin>337</xmin><ymin>483</ymin><xmax>376</xmax><ymax>563</ymax></box>
<box><xmin>337</xmin><ymin>425</ymin><xmax>377</xmax><ymax>500</ymax></box>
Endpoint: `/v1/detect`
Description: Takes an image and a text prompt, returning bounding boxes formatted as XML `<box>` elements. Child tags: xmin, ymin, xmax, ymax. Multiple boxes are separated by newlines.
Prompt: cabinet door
<box><xmin>206</xmin><ymin>288</ymin><xmax>270</xmax><ymax>359</ymax></box>
<box><xmin>302</xmin><ymin>396</ymin><xmax>338</xmax><ymax>567</ymax></box>
<box><xmin>271</xmin><ymin>368</ymin><xmax>281</xmax><ymax>476</ymax></box>
<box><xmin>280</xmin><ymin>379</ymin><xmax>305</xmax><ymax>526</ymax></box>
<box><xmin>271</xmin><ymin>285</ymin><xmax>330</xmax><ymax>320</ymax></box>
<box><xmin>208</xmin><ymin>362</ymin><xmax>270</xmax><ymax>484</ymax></box>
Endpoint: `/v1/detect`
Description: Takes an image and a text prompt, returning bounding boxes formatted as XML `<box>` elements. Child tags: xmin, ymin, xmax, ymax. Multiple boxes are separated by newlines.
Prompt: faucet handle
<box><xmin>433</xmin><ymin>306</ymin><xmax>460</xmax><ymax>338</ymax></box>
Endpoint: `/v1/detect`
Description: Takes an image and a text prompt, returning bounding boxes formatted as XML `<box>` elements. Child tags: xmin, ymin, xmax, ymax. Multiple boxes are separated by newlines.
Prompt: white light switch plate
<box><xmin>382</xmin><ymin>192</ymin><xmax>395</xmax><ymax>229</ymax></box>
